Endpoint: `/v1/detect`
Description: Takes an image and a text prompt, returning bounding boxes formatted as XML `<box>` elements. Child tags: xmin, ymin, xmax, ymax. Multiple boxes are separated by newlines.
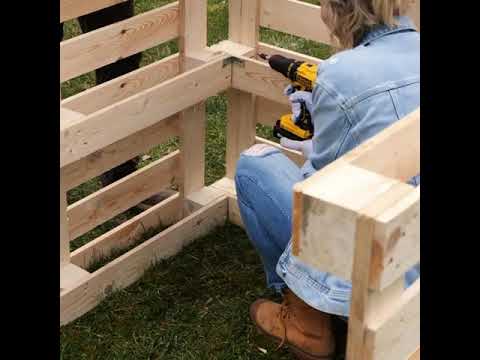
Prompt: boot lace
<box><xmin>276</xmin><ymin>297</ymin><xmax>294</xmax><ymax>350</ymax></box>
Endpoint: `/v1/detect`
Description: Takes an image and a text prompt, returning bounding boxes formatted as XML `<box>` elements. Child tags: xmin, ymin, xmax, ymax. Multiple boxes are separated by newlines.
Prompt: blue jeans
<box><xmin>235</xmin><ymin>146</ymin><xmax>420</xmax><ymax>317</ymax></box>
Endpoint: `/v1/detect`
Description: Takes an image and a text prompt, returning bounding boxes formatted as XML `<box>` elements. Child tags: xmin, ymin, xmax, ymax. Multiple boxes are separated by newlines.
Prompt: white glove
<box><xmin>284</xmin><ymin>85</ymin><xmax>314</xmax><ymax>123</ymax></box>
<box><xmin>280</xmin><ymin>138</ymin><xmax>313</xmax><ymax>158</ymax></box>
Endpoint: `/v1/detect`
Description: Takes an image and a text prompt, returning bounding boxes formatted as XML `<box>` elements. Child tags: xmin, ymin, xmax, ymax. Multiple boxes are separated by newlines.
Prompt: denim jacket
<box><xmin>276</xmin><ymin>16</ymin><xmax>420</xmax><ymax>317</ymax></box>
<box><xmin>301</xmin><ymin>16</ymin><xmax>420</xmax><ymax>185</ymax></box>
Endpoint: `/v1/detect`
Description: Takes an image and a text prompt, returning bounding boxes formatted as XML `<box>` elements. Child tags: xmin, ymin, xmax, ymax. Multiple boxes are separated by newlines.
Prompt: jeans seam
<box><xmin>235</xmin><ymin>174</ymin><xmax>291</xmax><ymax>222</ymax></box>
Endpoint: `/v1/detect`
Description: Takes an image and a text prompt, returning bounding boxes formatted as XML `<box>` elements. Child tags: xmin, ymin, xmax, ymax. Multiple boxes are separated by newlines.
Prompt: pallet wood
<box><xmin>61</xmin><ymin>114</ymin><xmax>179</xmax><ymax>190</ymax></box>
<box><xmin>60</xmin><ymin>2</ymin><xmax>420</xmax><ymax>348</ymax></box>
<box><xmin>62</xmin><ymin>54</ymin><xmax>180</xmax><ymax>115</ymax></box>
<box><xmin>67</xmin><ymin>151</ymin><xmax>180</xmax><ymax>240</ymax></box>
<box><xmin>61</xmin><ymin>2</ymin><xmax>180</xmax><ymax>82</ymax></box>
<box><xmin>260</xmin><ymin>0</ymin><xmax>330</xmax><ymax>44</ymax></box>
<box><xmin>178</xmin><ymin>0</ymin><xmax>208</xmax><ymax>197</ymax></box>
<box><xmin>225</xmin><ymin>0</ymin><xmax>259</xmax><ymax>179</ymax></box>
<box><xmin>60</xmin><ymin>0</ymin><xmax>128</xmax><ymax>23</ymax></box>
<box><xmin>61</xmin><ymin>197</ymin><xmax>228</xmax><ymax>325</ymax></box>
<box><xmin>61</xmin><ymin>55</ymin><xmax>231</xmax><ymax>167</ymax></box>
<box><xmin>71</xmin><ymin>193</ymin><xmax>182</xmax><ymax>270</ymax></box>
<box><xmin>231</xmin><ymin>56</ymin><xmax>290</xmax><ymax>105</ymax></box>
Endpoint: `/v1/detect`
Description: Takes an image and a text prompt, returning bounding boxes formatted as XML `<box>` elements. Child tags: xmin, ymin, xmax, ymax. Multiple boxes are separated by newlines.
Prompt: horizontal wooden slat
<box><xmin>60</xmin><ymin>264</ymin><xmax>90</xmax><ymax>292</ymax></box>
<box><xmin>61</xmin><ymin>2</ymin><xmax>179</xmax><ymax>82</ymax></box>
<box><xmin>232</xmin><ymin>56</ymin><xmax>289</xmax><ymax>105</ymax></box>
<box><xmin>68</xmin><ymin>150</ymin><xmax>180</xmax><ymax>240</ymax></box>
<box><xmin>257</xmin><ymin>42</ymin><xmax>324</xmax><ymax>65</ymax></box>
<box><xmin>71</xmin><ymin>193</ymin><xmax>182</xmax><ymax>269</ymax></box>
<box><xmin>255</xmin><ymin>136</ymin><xmax>305</xmax><ymax>167</ymax></box>
<box><xmin>366</xmin><ymin>280</ymin><xmax>420</xmax><ymax>360</ymax></box>
<box><xmin>349</xmin><ymin>109</ymin><xmax>420</xmax><ymax>182</ymax></box>
<box><xmin>61</xmin><ymin>196</ymin><xmax>228</xmax><ymax>325</ymax></box>
<box><xmin>60</xmin><ymin>0</ymin><xmax>128</xmax><ymax>23</ymax></box>
<box><xmin>61</xmin><ymin>54</ymin><xmax>231</xmax><ymax>168</ymax></box>
<box><xmin>260</xmin><ymin>0</ymin><xmax>331</xmax><ymax>45</ymax></box>
<box><xmin>371</xmin><ymin>187</ymin><xmax>420</xmax><ymax>290</ymax></box>
<box><xmin>62</xmin><ymin>115</ymin><xmax>179</xmax><ymax>190</ymax></box>
<box><xmin>62</xmin><ymin>53</ymin><xmax>180</xmax><ymax>115</ymax></box>
<box><xmin>255</xmin><ymin>96</ymin><xmax>289</xmax><ymax>126</ymax></box>
<box><xmin>61</xmin><ymin>107</ymin><xmax>86</xmax><ymax>128</ymax></box>
<box><xmin>293</xmin><ymin>164</ymin><xmax>413</xmax><ymax>282</ymax></box>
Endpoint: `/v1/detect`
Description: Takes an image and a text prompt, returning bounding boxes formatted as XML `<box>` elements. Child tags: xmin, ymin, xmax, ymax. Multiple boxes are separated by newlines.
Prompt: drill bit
<box><xmin>257</xmin><ymin>53</ymin><xmax>270</xmax><ymax>61</ymax></box>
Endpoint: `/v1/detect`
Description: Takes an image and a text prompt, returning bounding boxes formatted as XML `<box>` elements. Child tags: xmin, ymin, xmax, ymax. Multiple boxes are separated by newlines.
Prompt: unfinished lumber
<box><xmin>61</xmin><ymin>2</ymin><xmax>180</xmax><ymax>82</ymax></box>
<box><xmin>60</xmin><ymin>181</ymin><xmax>70</xmax><ymax>268</ymax></box>
<box><xmin>365</xmin><ymin>280</ymin><xmax>420</xmax><ymax>360</ymax></box>
<box><xmin>255</xmin><ymin>96</ymin><xmax>290</xmax><ymax>127</ymax></box>
<box><xmin>61</xmin><ymin>55</ymin><xmax>231</xmax><ymax>167</ymax></box>
<box><xmin>178</xmin><ymin>0</ymin><xmax>208</xmax><ymax>197</ymax></box>
<box><xmin>60</xmin><ymin>0</ymin><xmax>128</xmax><ymax>23</ymax></box>
<box><xmin>62</xmin><ymin>54</ymin><xmax>180</xmax><ymax>115</ymax></box>
<box><xmin>71</xmin><ymin>193</ymin><xmax>182</xmax><ymax>270</ymax></box>
<box><xmin>231</xmin><ymin>56</ymin><xmax>290</xmax><ymax>105</ymax></box>
<box><xmin>345</xmin><ymin>185</ymin><xmax>420</xmax><ymax>360</ymax></box>
<box><xmin>61</xmin><ymin>115</ymin><xmax>179</xmax><ymax>191</ymax></box>
<box><xmin>260</xmin><ymin>0</ymin><xmax>331</xmax><ymax>45</ymax></box>
<box><xmin>257</xmin><ymin>43</ymin><xmax>324</xmax><ymax>65</ymax></box>
<box><xmin>61</xmin><ymin>196</ymin><xmax>228</xmax><ymax>325</ymax></box>
<box><xmin>293</xmin><ymin>164</ymin><xmax>413</xmax><ymax>282</ymax></box>
<box><xmin>225</xmin><ymin>0</ymin><xmax>260</xmax><ymax>179</ymax></box>
<box><xmin>60</xmin><ymin>107</ymin><xmax>86</xmax><ymax>128</ymax></box>
<box><xmin>226</xmin><ymin>88</ymin><xmax>257</xmax><ymax>178</ymax></box>
<box><xmin>67</xmin><ymin>151</ymin><xmax>180</xmax><ymax>240</ymax></box>
<box><xmin>60</xmin><ymin>264</ymin><xmax>90</xmax><ymax>292</ymax></box>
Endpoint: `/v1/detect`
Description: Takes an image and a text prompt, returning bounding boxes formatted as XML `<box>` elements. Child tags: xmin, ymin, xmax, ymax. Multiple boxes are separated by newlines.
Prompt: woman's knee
<box><xmin>235</xmin><ymin>145</ymin><xmax>280</xmax><ymax>199</ymax></box>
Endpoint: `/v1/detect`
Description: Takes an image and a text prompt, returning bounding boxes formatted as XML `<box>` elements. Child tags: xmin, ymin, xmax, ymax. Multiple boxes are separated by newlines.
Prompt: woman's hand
<box><xmin>280</xmin><ymin>138</ymin><xmax>313</xmax><ymax>158</ymax></box>
<box><xmin>284</xmin><ymin>85</ymin><xmax>314</xmax><ymax>123</ymax></box>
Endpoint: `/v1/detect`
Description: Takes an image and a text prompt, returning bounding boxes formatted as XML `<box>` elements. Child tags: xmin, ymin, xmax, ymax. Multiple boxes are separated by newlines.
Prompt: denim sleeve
<box><xmin>308</xmin><ymin>82</ymin><xmax>351</xmax><ymax>171</ymax></box>
<box><xmin>408</xmin><ymin>174</ymin><xmax>420</xmax><ymax>187</ymax></box>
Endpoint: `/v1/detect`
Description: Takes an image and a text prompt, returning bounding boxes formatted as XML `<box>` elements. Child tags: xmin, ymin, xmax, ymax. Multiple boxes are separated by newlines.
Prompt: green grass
<box><xmin>61</xmin><ymin>1</ymin><xmax>332</xmax><ymax>358</ymax></box>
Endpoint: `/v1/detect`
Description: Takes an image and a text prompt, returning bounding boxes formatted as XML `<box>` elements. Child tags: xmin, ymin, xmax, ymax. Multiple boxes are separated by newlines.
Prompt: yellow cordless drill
<box><xmin>259</xmin><ymin>54</ymin><xmax>318</xmax><ymax>141</ymax></box>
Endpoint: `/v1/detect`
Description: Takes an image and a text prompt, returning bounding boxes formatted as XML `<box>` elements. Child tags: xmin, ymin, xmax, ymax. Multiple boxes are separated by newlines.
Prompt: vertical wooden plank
<box><xmin>226</xmin><ymin>0</ymin><xmax>259</xmax><ymax>179</ymax></box>
<box><xmin>60</xmin><ymin>178</ymin><xmax>70</xmax><ymax>268</ymax></box>
<box><xmin>179</xmin><ymin>0</ymin><xmax>208</xmax><ymax>197</ymax></box>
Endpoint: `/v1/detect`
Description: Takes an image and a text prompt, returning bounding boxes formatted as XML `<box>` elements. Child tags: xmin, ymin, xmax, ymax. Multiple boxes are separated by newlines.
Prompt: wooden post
<box><xmin>225</xmin><ymin>0</ymin><xmax>259</xmax><ymax>179</ymax></box>
<box><xmin>178</xmin><ymin>0</ymin><xmax>208</xmax><ymax>198</ymax></box>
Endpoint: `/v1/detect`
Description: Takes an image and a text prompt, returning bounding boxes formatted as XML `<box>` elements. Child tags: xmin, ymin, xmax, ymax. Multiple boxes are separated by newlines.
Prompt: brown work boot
<box><xmin>250</xmin><ymin>289</ymin><xmax>335</xmax><ymax>360</ymax></box>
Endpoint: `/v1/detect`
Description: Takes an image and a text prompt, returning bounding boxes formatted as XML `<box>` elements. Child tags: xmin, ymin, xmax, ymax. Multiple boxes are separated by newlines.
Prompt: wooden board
<box><xmin>60</xmin><ymin>264</ymin><xmax>90</xmax><ymax>292</ymax></box>
<box><xmin>257</xmin><ymin>42</ymin><xmax>324</xmax><ymax>65</ymax></box>
<box><xmin>231</xmin><ymin>57</ymin><xmax>290</xmax><ymax>106</ymax></box>
<box><xmin>61</xmin><ymin>0</ymin><xmax>128</xmax><ymax>23</ymax></box>
<box><xmin>62</xmin><ymin>54</ymin><xmax>180</xmax><ymax>115</ymax></box>
<box><xmin>61</xmin><ymin>115</ymin><xmax>179</xmax><ymax>190</ymax></box>
<box><xmin>60</xmin><ymin>183</ymin><xmax>70</xmax><ymax>268</ymax></box>
<box><xmin>365</xmin><ymin>281</ymin><xmax>420</xmax><ymax>360</ymax></box>
<box><xmin>226</xmin><ymin>89</ymin><xmax>257</xmax><ymax>178</ymax></box>
<box><xmin>67</xmin><ymin>151</ymin><xmax>180</xmax><ymax>240</ymax></box>
<box><xmin>61</xmin><ymin>196</ymin><xmax>228</xmax><ymax>325</ymax></box>
<box><xmin>61</xmin><ymin>55</ymin><xmax>231</xmax><ymax>168</ymax></box>
<box><xmin>260</xmin><ymin>0</ymin><xmax>331</xmax><ymax>45</ymax></box>
<box><xmin>71</xmin><ymin>193</ymin><xmax>182</xmax><ymax>269</ymax></box>
<box><xmin>61</xmin><ymin>2</ymin><xmax>179</xmax><ymax>82</ymax></box>
<box><xmin>178</xmin><ymin>0</ymin><xmax>208</xmax><ymax>197</ymax></box>
<box><xmin>371</xmin><ymin>187</ymin><xmax>420</xmax><ymax>290</ymax></box>
<box><xmin>293</xmin><ymin>164</ymin><xmax>413</xmax><ymax>282</ymax></box>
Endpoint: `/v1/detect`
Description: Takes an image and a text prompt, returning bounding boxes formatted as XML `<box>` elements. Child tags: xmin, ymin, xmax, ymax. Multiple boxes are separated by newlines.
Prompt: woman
<box><xmin>234</xmin><ymin>1</ymin><xmax>420</xmax><ymax>359</ymax></box>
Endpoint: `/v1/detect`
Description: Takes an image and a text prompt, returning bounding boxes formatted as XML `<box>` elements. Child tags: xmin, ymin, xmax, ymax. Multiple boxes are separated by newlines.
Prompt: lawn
<box><xmin>60</xmin><ymin>1</ymin><xmax>333</xmax><ymax>359</ymax></box>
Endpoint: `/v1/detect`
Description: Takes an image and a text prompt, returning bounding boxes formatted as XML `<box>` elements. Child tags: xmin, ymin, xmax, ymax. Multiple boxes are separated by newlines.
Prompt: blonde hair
<box><xmin>321</xmin><ymin>0</ymin><xmax>415</xmax><ymax>50</ymax></box>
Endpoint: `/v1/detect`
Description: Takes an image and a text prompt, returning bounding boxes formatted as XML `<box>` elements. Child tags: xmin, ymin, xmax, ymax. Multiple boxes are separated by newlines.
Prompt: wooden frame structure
<box><xmin>60</xmin><ymin>1</ymin><xmax>420</xmax><ymax>358</ymax></box>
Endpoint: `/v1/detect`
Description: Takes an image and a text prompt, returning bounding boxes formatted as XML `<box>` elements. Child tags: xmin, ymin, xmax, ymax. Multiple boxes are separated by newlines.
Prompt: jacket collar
<box><xmin>358</xmin><ymin>16</ymin><xmax>417</xmax><ymax>46</ymax></box>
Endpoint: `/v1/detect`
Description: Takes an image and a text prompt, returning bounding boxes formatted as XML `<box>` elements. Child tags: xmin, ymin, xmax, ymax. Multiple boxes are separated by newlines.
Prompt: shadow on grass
<box><xmin>61</xmin><ymin>223</ymin><xmax>293</xmax><ymax>360</ymax></box>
